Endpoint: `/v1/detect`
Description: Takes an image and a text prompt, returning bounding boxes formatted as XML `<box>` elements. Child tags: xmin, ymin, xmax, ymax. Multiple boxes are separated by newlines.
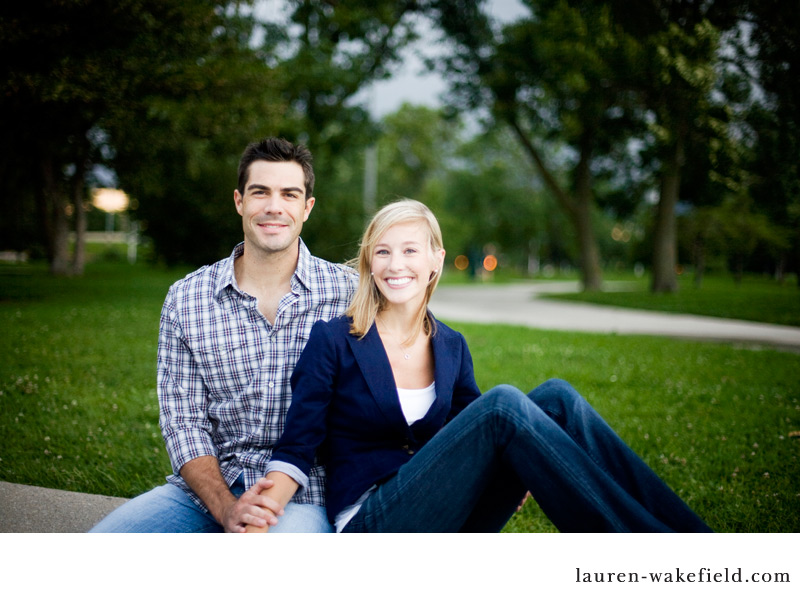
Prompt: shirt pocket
<box><xmin>189</xmin><ymin>340</ymin><xmax>262</xmax><ymax>401</ymax></box>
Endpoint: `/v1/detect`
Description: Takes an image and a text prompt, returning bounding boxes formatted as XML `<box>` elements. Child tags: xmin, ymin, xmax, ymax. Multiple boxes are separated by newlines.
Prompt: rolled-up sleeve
<box><xmin>263</xmin><ymin>459</ymin><xmax>310</xmax><ymax>495</ymax></box>
<box><xmin>157</xmin><ymin>286</ymin><xmax>217</xmax><ymax>473</ymax></box>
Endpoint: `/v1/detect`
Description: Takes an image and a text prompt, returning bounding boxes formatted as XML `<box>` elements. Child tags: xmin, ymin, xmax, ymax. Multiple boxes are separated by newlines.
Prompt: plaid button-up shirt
<box><xmin>157</xmin><ymin>240</ymin><xmax>357</xmax><ymax>511</ymax></box>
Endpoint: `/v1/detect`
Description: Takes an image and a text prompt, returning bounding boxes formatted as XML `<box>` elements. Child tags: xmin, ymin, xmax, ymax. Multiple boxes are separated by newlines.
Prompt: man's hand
<box><xmin>244</xmin><ymin>471</ymin><xmax>301</xmax><ymax>533</ymax></box>
<box><xmin>223</xmin><ymin>477</ymin><xmax>284</xmax><ymax>533</ymax></box>
<box><xmin>178</xmin><ymin>457</ymin><xmax>286</xmax><ymax>533</ymax></box>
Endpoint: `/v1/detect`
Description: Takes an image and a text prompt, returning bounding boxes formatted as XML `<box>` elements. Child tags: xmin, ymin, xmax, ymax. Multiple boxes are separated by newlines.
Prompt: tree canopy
<box><xmin>1</xmin><ymin>0</ymin><xmax>797</xmax><ymax>287</ymax></box>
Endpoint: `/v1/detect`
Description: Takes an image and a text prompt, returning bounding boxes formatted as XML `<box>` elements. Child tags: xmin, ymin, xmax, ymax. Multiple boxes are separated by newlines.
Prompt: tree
<box><xmin>430</xmin><ymin>0</ymin><xmax>645</xmax><ymax>291</ymax></box>
<box><xmin>649</xmin><ymin>21</ymin><xmax>719</xmax><ymax>292</ymax></box>
<box><xmin>105</xmin><ymin>7</ymin><xmax>287</xmax><ymax>267</ymax></box>
<box><xmin>258</xmin><ymin>0</ymin><xmax>429</xmax><ymax>264</ymax></box>
<box><xmin>742</xmin><ymin>0</ymin><xmax>800</xmax><ymax>283</ymax></box>
<box><xmin>1</xmin><ymin>1</ymin><xmax>428</xmax><ymax>269</ymax></box>
<box><xmin>604</xmin><ymin>0</ymin><xmax>752</xmax><ymax>292</ymax></box>
<box><xmin>439</xmin><ymin>127</ymin><xmax>557</xmax><ymax>276</ymax></box>
<box><xmin>374</xmin><ymin>104</ymin><xmax>461</xmax><ymax>203</ymax></box>
<box><xmin>0</xmin><ymin>0</ymin><xmax>266</xmax><ymax>273</ymax></box>
<box><xmin>624</xmin><ymin>0</ymin><xmax>800</xmax><ymax>289</ymax></box>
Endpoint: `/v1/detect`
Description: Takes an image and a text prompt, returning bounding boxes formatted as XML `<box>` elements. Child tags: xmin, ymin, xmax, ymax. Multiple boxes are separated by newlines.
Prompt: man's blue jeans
<box><xmin>342</xmin><ymin>379</ymin><xmax>711</xmax><ymax>533</ymax></box>
<box><xmin>89</xmin><ymin>475</ymin><xmax>332</xmax><ymax>533</ymax></box>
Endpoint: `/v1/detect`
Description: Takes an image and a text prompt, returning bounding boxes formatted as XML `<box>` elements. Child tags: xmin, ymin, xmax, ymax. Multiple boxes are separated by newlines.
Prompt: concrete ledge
<box><xmin>0</xmin><ymin>481</ymin><xmax>128</xmax><ymax>533</ymax></box>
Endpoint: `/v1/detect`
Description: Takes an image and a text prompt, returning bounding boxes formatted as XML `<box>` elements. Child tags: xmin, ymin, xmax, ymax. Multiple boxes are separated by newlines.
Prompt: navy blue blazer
<box><xmin>272</xmin><ymin>314</ymin><xmax>481</xmax><ymax>523</ymax></box>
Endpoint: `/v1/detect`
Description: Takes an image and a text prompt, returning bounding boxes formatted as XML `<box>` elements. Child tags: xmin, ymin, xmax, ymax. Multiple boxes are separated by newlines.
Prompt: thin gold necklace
<box><xmin>377</xmin><ymin>318</ymin><xmax>413</xmax><ymax>360</ymax></box>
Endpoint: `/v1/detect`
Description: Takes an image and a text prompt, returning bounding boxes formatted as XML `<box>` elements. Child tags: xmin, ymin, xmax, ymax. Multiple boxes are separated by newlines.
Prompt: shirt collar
<box><xmin>214</xmin><ymin>239</ymin><xmax>313</xmax><ymax>299</ymax></box>
<box><xmin>293</xmin><ymin>237</ymin><xmax>313</xmax><ymax>292</ymax></box>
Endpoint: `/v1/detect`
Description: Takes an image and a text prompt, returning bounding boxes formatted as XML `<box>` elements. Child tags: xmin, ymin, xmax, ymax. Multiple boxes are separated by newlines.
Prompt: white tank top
<box><xmin>397</xmin><ymin>382</ymin><xmax>436</xmax><ymax>424</ymax></box>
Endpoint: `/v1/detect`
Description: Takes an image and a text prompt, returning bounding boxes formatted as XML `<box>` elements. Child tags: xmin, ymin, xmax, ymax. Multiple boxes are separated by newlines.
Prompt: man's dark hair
<box><xmin>237</xmin><ymin>137</ymin><xmax>315</xmax><ymax>198</ymax></box>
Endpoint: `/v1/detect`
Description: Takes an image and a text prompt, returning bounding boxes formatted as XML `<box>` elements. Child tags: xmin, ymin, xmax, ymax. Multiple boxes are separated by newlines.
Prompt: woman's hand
<box><xmin>226</xmin><ymin>477</ymin><xmax>284</xmax><ymax>533</ymax></box>
<box><xmin>244</xmin><ymin>472</ymin><xmax>300</xmax><ymax>533</ymax></box>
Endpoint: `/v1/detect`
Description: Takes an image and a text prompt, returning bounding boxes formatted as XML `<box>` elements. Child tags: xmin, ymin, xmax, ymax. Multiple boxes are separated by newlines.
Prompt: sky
<box><xmin>362</xmin><ymin>0</ymin><xmax>528</xmax><ymax>117</ymax></box>
<box><xmin>255</xmin><ymin>0</ymin><xmax>528</xmax><ymax>118</ymax></box>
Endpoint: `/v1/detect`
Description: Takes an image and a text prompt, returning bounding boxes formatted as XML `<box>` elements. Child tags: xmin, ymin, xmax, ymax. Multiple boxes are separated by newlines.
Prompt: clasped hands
<box><xmin>222</xmin><ymin>477</ymin><xmax>284</xmax><ymax>533</ymax></box>
<box><xmin>225</xmin><ymin>481</ymin><xmax>531</xmax><ymax>532</ymax></box>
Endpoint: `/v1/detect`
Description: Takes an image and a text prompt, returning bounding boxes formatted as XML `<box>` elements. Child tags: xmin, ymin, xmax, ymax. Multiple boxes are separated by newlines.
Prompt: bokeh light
<box><xmin>92</xmin><ymin>188</ymin><xmax>129</xmax><ymax>213</ymax></box>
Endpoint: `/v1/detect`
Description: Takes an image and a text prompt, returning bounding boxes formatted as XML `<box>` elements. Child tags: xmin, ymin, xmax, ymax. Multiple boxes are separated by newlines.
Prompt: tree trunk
<box><xmin>573</xmin><ymin>139</ymin><xmax>603</xmax><ymax>292</ymax></box>
<box><xmin>41</xmin><ymin>156</ymin><xmax>70</xmax><ymax>276</ymax></box>
<box><xmin>508</xmin><ymin>117</ymin><xmax>603</xmax><ymax>291</ymax></box>
<box><xmin>651</xmin><ymin>129</ymin><xmax>685</xmax><ymax>293</ymax></box>
<box><xmin>651</xmin><ymin>173</ymin><xmax>679</xmax><ymax>292</ymax></box>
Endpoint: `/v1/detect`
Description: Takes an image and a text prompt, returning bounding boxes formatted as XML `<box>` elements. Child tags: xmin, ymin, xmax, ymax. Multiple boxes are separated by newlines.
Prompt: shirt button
<box><xmin>268</xmin><ymin>381</ymin><xmax>275</xmax><ymax>388</ymax></box>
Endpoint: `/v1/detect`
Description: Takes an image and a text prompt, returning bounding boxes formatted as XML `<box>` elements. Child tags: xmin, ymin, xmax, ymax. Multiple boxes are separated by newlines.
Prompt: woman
<box><xmin>264</xmin><ymin>199</ymin><xmax>711</xmax><ymax>532</ymax></box>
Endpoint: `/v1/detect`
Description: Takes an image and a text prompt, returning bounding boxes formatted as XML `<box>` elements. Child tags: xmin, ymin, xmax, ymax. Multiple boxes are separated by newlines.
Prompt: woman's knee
<box><xmin>528</xmin><ymin>378</ymin><xmax>582</xmax><ymax>413</ymax></box>
<box><xmin>482</xmin><ymin>384</ymin><xmax>529</xmax><ymax>413</ymax></box>
<box><xmin>476</xmin><ymin>384</ymin><xmax>545</xmax><ymax>431</ymax></box>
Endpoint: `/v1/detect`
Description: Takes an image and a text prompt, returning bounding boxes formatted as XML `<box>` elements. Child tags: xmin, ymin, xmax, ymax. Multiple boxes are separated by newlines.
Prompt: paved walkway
<box><xmin>429</xmin><ymin>282</ymin><xmax>800</xmax><ymax>351</ymax></box>
<box><xmin>4</xmin><ymin>281</ymin><xmax>799</xmax><ymax>533</ymax></box>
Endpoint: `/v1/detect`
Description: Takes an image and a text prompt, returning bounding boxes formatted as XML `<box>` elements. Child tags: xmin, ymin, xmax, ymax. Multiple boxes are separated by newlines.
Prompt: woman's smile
<box><xmin>385</xmin><ymin>276</ymin><xmax>414</xmax><ymax>288</ymax></box>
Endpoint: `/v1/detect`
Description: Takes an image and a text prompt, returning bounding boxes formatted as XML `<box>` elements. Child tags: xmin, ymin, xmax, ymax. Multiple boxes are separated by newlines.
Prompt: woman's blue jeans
<box><xmin>342</xmin><ymin>379</ymin><xmax>711</xmax><ymax>533</ymax></box>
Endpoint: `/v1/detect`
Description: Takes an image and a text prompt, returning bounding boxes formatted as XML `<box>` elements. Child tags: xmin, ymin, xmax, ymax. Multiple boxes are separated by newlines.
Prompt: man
<box><xmin>90</xmin><ymin>138</ymin><xmax>357</xmax><ymax>532</ymax></box>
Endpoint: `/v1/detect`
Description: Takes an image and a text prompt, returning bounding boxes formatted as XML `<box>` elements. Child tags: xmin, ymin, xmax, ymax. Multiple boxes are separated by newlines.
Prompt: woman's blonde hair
<box><xmin>346</xmin><ymin>199</ymin><xmax>444</xmax><ymax>341</ymax></box>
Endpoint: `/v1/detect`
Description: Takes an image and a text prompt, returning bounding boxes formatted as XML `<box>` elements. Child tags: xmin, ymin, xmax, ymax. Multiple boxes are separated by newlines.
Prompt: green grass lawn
<box><xmin>0</xmin><ymin>262</ymin><xmax>188</xmax><ymax>498</ymax></box>
<box><xmin>544</xmin><ymin>274</ymin><xmax>800</xmax><ymax>327</ymax></box>
<box><xmin>1</xmin><ymin>263</ymin><xmax>799</xmax><ymax>532</ymax></box>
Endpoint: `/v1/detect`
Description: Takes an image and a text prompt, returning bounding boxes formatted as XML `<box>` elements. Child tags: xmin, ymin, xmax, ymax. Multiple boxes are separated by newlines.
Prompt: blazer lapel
<box><xmin>425</xmin><ymin>323</ymin><xmax>461</xmax><ymax>422</ymax></box>
<box><xmin>346</xmin><ymin>323</ymin><xmax>408</xmax><ymax>429</ymax></box>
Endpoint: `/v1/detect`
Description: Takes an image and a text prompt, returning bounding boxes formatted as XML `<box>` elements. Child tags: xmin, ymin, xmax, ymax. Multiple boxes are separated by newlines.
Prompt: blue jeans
<box><xmin>89</xmin><ymin>475</ymin><xmax>332</xmax><ymax>533</ymax></box>
<box><xmin>342</xmin><ymin>379</ymin><xmax>711</xmax><ymax>533</ymax></box>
